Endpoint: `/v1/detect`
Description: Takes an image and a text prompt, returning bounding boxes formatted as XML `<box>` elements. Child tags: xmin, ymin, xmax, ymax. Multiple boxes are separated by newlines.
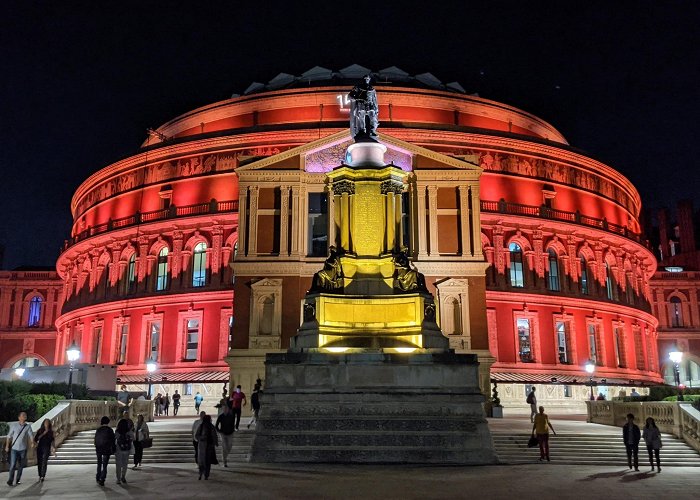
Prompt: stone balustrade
<box><xmin>1</xmin><ymin>399</ymin><xmax>153</xmax><ymax>472</ymax></box>
<box><xmin>587</xmin><ymin>400</ymin><xmax>700</xmax><ymax>453</ymax></box>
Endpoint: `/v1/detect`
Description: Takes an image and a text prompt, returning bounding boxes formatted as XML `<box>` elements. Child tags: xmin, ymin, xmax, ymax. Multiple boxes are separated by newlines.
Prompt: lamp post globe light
<box><xmin>66</xmin><ymin>341</ymin><xmax>81</xmax><ymax>400</ymax></box>
<box><xmin>668</xmin><ymin>346</ymin><xmax>683</xmax><ymax>400</ymax></box>
<box><xmin>146</xmin><ymin>358</ymin><xmax>157</xmax><ymax>399</ymax></box>
<box><xmin>14</xmin><ymin>367</ymin><xmax>25</xmax><ymax>378</ymax></box>
<box><xmin>584</xmin><ymin>360</ymin><xmax>596</xmax><ymax>401</ymax></box>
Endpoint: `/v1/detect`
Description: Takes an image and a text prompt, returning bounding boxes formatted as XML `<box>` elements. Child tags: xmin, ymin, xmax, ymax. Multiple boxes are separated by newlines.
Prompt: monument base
<box><xmin>250</xmin><ymin>351</ymin><xmax>497</xmax><ymax>464</ymax></box>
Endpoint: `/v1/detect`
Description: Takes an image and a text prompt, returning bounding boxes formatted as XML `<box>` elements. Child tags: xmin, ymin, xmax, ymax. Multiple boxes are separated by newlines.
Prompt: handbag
<box><xmin>527</xmin><ymin>435</ymin><xmax>539</xmax><ymax>448</ymax></box>
<box><xmin>141</xmin><ymin>437</ymin><xmax>153</xmax><ymax>449</ymax></box>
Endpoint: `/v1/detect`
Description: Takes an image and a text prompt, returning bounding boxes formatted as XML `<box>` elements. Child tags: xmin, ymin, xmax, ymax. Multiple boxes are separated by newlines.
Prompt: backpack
<box><xmin>117</xmin><ymin>431</ymin><xmax>132</xmax><ymax>451</ymax></box>
<box><xmin>526</xmin><ymin>392</ymin><xmax>534</xmax><ymax>405</ymax></box>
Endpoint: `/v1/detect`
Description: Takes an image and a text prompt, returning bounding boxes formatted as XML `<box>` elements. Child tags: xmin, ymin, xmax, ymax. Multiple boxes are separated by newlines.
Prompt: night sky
<box><xmin>2</xmin><ymin>1</ymin><xmax>699</xmax><ymax>269</ymax></box>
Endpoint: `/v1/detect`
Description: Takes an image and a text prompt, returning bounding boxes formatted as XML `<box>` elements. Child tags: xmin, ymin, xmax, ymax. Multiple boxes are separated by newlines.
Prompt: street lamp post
<box><xmin>66</xmin><ymin>341</ymin><xmax>81</xmax><ymax>400</ymax></box>
<box><xmin>585</xmin><ymin>360</ymin><xmax>596</xmax><ymax>401</ymax></box>
<box><xmin>669</xmin><ymin>346</ymin><xmax>684</xmax><ymax>400</ymax></box>
<box><xmin>146</xmin><ymin>358</ymin><xmax>157</xmax><ymax>399</ymax></box>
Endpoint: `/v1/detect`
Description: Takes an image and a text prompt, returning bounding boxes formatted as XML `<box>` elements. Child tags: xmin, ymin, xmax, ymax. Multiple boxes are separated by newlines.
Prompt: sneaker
<box><xmin>15</xmin><ymin>481</ymin><xmax>21</xmax><ymax>485</ymax></box>
<box><xmin>121</xmin><ymin>477</ymin><xmax>127</xmax><ymax>484</ymax></box>
<box><xmin>7</xmin><ymin>480</ymin><xmax>13</xmax><ymax>486</ymax></box>
<box><xmin>99</xmin><ymin>480</ymin><xmax>105</xmax><ymax>486</ymax></box>
<box><xmin>117</xmin><ymin>480</ymin><xmax>121</xmax><ymax>485</ymax></box>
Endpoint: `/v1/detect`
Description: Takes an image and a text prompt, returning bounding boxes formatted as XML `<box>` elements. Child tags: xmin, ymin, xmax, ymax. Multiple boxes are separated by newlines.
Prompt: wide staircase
<box><xmin>52</xmin><ymin>426</ymin><xmax>255</xmax><ymax>465</ymax></box>
<box><xmin>491</xmin><ymin>418</ymin><xmax>700</xmax><ymax>467</ymax></box>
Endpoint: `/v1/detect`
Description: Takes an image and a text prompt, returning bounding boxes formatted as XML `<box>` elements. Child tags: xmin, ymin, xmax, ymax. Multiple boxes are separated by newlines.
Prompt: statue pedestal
<box><xmin>250</xmin><ymin>351</ymin><xmax>497</xmax><ymax>464</ymax></box>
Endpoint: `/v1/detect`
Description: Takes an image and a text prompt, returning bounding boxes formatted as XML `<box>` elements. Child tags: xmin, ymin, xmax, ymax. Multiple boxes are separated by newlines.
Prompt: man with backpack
<box><xmin>94</xmin><ymin>416</ymin><xmax>115</xmax><ymax>486</ymax></box>
<box><xmin>5</xmin><ymin>411</ymin><xmax>35</xmax><ymax>486</ymax></box>
<box><xmin>526</xmin><ymin>387</ymin><xmax>537</xmax><ymax>423</ymax></box>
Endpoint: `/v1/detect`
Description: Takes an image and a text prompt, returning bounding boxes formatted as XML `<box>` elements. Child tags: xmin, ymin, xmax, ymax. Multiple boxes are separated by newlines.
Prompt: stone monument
<box><xmin>249</xmin><ymin>76</ymin><xmax>496</xmax><ymax>464</ymax></box>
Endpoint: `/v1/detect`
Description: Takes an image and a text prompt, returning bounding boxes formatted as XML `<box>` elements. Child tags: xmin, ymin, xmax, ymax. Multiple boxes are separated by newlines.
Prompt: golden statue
<box><xmin>310</xmin><ymin>246</ymin><xmax>344</xmax><ymax>292</ymax></box>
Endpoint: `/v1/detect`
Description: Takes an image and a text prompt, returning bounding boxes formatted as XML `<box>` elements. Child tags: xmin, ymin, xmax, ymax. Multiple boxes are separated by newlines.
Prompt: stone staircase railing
<box><xmin>587</xmin><ymin>400</ymin><xmax>700</xmax><ymax>453</ymax></box>
<box><xmin>1</xmin><ymin>399</ymin><xmax>153</xmax><ymax>472</ymax></box>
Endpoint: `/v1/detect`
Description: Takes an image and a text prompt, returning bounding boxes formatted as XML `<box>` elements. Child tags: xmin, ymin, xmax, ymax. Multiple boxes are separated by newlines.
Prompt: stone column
<box><xmin>333</xmin><ymin>193</ymin><xmax>342</xmax><ymax>248</ymax></box>
<box><xmin>211</xmin><ymin>225</ymin><xmax>223</xmax><ymax>276</ymax></box>
<box><xmin>470</xmin><ymin>184</ymin><xmax>483</xmax><ymax>258</ymax></box>
<box><xmin>12</xmin><ymin>288</ymin><xmax>23</xmax><ymax>327</ymax></box>
<box><xmin>44</xmin><ymin>287</ymin><xmax>56</xmax><ymax>328</ymax></box>
<box><xmin>238</xmin><ymin>187</ymin><xmax>248</xmax><ymax>256</ymax></box>
<box><xmin>247</xmin><ymin>186</ymin><xmax>259</xmax><ymax>257</ymax></box>
<box><xmin>395</xmin><ymin>190</ymin><xmax>403</xmax><ymax>251</ymax></box>
<box><xmin>416</xmin><ymin>185</ymin><xmax>428</xmax><ymax>258</ymax></box>
<box><xmin>340</xmin><ymin>192</ymin><xmax>350</xmax><ymax>251</ymax></box>
<box><xmin>279</xmin><ymin>185</ymin><xmax>290</xmax><ymax>256</ymax></box>
<box><xmin>427</xmin><ymin>185</ymin><xmax>439</xmax><ymax>256</ymax></box>
<box><xmin>458</xmin><ymin>185</ymin><xmax>470</xmax><ymax>257</ymax></box>
<box><xmin>290</xmin><ymin>185</ymin><xmax>300</xmax><ymax>257</ymax></box>
<box><xmin>326</xmin><ymin>188</ymin><xmax>335</xmax><ymax>253</ymax></box>
<box><xmin>386</xmin><ymin>191</ymin><xmax>395</xmax><ymax>252</ymax></box>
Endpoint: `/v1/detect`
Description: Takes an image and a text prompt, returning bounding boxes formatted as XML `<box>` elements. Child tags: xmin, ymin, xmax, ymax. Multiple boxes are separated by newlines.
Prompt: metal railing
<box><xmin>62</xmin><ymin>199</ymin><xmax>239</xmax><ymax>251</ymax></box>
<box><xmin>481</xmin><ymin>199</ymin><xmax>643</xmax><ymax>243</ymax></box>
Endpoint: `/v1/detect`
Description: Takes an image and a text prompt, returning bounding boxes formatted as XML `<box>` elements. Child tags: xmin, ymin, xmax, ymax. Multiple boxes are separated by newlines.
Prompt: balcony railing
<box><xmin>481</xmin><ymin>199</ymin><xmax>643</xmax><ymax>243</ymax></box>
<box><xmin>62</xmin><ymin>199</ymin><xmax>239</xmax><ymax>251</ymax></box>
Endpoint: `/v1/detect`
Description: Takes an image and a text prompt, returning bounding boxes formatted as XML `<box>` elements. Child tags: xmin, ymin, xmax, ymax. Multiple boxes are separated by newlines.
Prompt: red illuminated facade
<box><xmin>0</xmin><ymin>66</ymin><xmax>663</xmax><ymax>410</ymax></box>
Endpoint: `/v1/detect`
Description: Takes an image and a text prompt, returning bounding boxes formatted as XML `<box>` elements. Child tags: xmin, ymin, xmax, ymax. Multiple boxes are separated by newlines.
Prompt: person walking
<box><xmin>622</xmin><ymin>413</ymin><xmax>641</xmax><ymax>471</ymax></box>
<box><xmin>34</xmin><ymin>418</ymin><xmax>56</xmax><ymax>482</ymax></box>
<box><xmin>164</xmin><ymin>393</ymin><xmax>171</xmax><ymax>416</ymax></box>
<box><xmin>114</xmin><ymin>418</ymin><xmax>135</xmax><ymax>484</ymax></box>
<box><xmin>94</xmin><ymin>416</ymin><xmax>115</xmax><ymax>486</ymax></box>
<box><xmin>195</xmin><ymin>415</ymin><xmax>219</xmax><ymax>480</ymax></box>
<box><xmin>192</xmin><ymin>411</ymin><xmax>206</xmax><ymax>464</ymax></box>
<box><xmin>4</xmin><ymin>411</ymin><xmax>35</xmax><ymax>486</ymax></box>
<box><xmin>642</xmin><ymin>417</ymin><xmax>662</xmax><ymax>472</ymax></box>
<box><xmin>230</xmin><ymin>385</ymin><xmax>247</xmax><ymax>431</ymax></box>
<box><xmin>215</xmin><ymin>405</ymin><xmax>236</xmax><ymax>467</ymax></box>
<box><xmin>172</xmin><ymin>390</ymin><xmax>181</xmax><ymax>416</ymax></box>
<box><xmin>531</xmin><ymin>406</ymin><xmax>556</xmax><ymax>462</ymax></box>
<box><xmin>526</xmin><ymin>387</ymin><xmax>537</xmax><ymax>423</ymax></box>
<box><xmin>117</xmin><ymin>385</ymin><xmax>131</xmax><ymax>418</ymax></box>
<box><xmin>194</xmin><ymin>392</ymin><xmax>204</xmax><ymax>413</ymax></box>
<box><xmin>248</xmin><ymin>385</ymin><xmax>261</xmax><ymax>429</ymax></box>
<box><xmin>132</xmin><ymin>414</ymin><xmax>150</xmax><ymax>469</ymax></box>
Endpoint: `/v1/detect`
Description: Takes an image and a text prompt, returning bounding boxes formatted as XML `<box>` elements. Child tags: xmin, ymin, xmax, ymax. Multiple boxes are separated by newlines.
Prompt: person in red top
<box><xmin>229</xmin><ymin>385</ymin><xmax>247</xmax><ymax>430</ymax></box>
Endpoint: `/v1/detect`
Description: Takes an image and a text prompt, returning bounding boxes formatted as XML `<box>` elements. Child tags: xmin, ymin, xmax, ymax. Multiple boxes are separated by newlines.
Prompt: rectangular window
<box><xmin>517</xmin><ymin>318</ymin><xmax>532</xmax><ymax>362</ymax></box>
<box><xmin>588</xmin><ymin>324</ymin><xmax>598</xmax><ymax>365</ymax></box>
<box><xmin>614</xmin><ymin>326</ymin><xmax>625</xmax><ymax>368</ymax></box>
<box><xmin>563</xmin><ymin>385</ymin><xmax>572</xmax><ymax>398</ymax></box>
<box><xmin>555</xmin><ymin>321</ymin><xmax>569</xmax><ymax>364</ymax></box>
<box><xmin>634</xmin><ymin>329</ymin><xmax>645</xmax><ymax>370</ymax></box>
<box><xmin>307</xmin><ymin>192</ymin><xmax>328</xmax><ymax>257</ymax></box>
<box><xmin>185</xmin><ymin>319</ymin><xmax>199</xmax><ymax>360</ymax></box>
<box><xmin>117</xmin><ymin>324</ymin><xmax>128</xmax><ymax>364</ymax></box>
<box><xmin>93</xmin><ymin>326</ymin><xmax>102</xmax><ymax>363</ymax></box>
<box><xmin>184</xmin><ymin>383</ymin><xmax>193</xmax><ymax>395</ymax></box>
<box><xmin>148</xmin><ymin>321</ymin><xmax>161</xmax><ymax>362</ymax></box>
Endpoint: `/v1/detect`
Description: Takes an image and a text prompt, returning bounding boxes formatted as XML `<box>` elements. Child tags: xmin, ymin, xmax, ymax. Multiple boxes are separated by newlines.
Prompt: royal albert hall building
<box><xmin>49</xmin><ymin>65</ymin><xmax>662</xmax><ymax>412</ymax></box>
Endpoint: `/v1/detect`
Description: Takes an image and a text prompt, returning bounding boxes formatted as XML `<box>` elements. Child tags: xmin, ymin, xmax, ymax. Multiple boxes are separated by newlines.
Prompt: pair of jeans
<box><xmin>536</xmin><ymin>433</ymin><xmax>550</xmax><ymax>460</ymax></box>
<box><xmin>133</xmin><ymin>441</ymin><xmax>143</xmax><ymax>466</ymax></box>
<box><xmin>8</xmin><ymin>449</ymin><xmax>27</xmax><ymax>484</ymax></box>
<box><xmin>173</xmin><ymin>404</ymin><xmax>180</xmax><ymax>416</ymax></box>
<box><xmin>96</xmin><ymin>453</ymin><xmax>110</xmax><ymax>482</ymax></box>
<box><xmin>625</xmin><ymin>444</ymin><xmax>639</xmax><ymax>469</ymax></box>
<box><xmin>232</xmin><ymin>407</ymin><xmax>242</xmax><ymax>429</ymax></box>
<box><xmin>220</xmin><ymin>433</ymin><xmax>234</xmax><ymax>464</ymax></box>
<box><xmin>646</xmin><ymin>446</ymin><xmax>661</xmax><ymax>469</ymax></box>
<box><xmin>115</xmin><ymin>450</ymin><xmax>129</xmax><ymax>480</ymax></box>
<box><xmin>37</xmin><ymin>447</ymin><xmax>51</xmax><ymax>478</ymax></box>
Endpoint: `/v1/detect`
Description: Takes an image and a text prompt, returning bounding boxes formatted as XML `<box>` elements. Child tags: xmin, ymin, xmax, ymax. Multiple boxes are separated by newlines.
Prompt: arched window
<box><xmin>192</xmin><ymin>242</ymin><xmax>207</xmax><ymax>287</ymax></box>
<box><xmin>579</xmin><ymin>255</ymin><xmax>589</xmax><ymax>295</ymax></box>
<box><xmin>27</xmin><ymin>296</ymin><xmax>42</xmax><ymax>327</ymax></box>
<box><xmin>121</xmin><ymin>254</ymin><xmax>136</xmax><ymax>295</ymax></box>
<box><xmin>156</xmin><ymin>247</ymin><xmax>169</xmax><ymax>291</ymax></box>
<box><xmin>605</xmin><ymin>263</ymin><xmax>614</xmax><ymax>300</ymax></box>
<box><xmin>12</xmin><ymin>356</ymin><xmax>46</xmax><ymax>368</ymax></box>
<box><xmin>547</xmin><ymin>249</ymin><xmax>560</xmax><ymax>291</ymax></box>
<box><xmin>509</xmin><ymin>242</ymin><xmax>524</xmax><ymax>288</ymax></box>
<box><xmin>670</xmin><ymin>297</ymin><xmax>683</xmax><ymax>327</ymax></box>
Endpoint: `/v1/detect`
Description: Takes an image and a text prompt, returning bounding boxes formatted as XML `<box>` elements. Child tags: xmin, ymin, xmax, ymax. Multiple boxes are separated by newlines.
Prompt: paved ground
<box><xmin>3</xmin><ymin>414</ymin><xmax>698</xmax><ymax>499</ymax></box>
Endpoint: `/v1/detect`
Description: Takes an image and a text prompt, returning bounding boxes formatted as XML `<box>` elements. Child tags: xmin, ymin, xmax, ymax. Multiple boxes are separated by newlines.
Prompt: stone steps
<box><xmin>52</xmin><ymin>429</ymin><xmax>255</xmax><ymax>465</ymax></box>
<box><xmin>492</xmin><ymin>433</ymin><xmax>700</xmax><ymax>466</ymax></box>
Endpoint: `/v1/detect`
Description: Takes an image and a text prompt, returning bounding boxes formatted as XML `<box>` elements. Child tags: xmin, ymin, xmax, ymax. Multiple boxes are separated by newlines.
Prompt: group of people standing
<box><xmin>93</xmin><ymin>414</ymin><xmax>150</xmax><ymax>486</ymax></box>
<box><xmin>153</xmin><ymin>392</ymin><xmax>171</xmax><ymax>416</ymax></box>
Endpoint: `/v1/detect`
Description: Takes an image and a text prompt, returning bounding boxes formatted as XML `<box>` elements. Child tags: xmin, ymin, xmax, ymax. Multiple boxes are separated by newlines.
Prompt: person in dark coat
<box><xmin>94</xmin><ymin>416</ymin><xmax>116</xmax><ymax>486</ymax></box>
<box><xmin>622</xmin><ymin>413</ymin><xmax>641</xmax><ymax>471</ymax></box>
<box><xmin>642</xmin><ymin>417</ymin><xmax>663</xmax><ymax>472</ymax></box>
<box><xmin>194</xmin><ymin>415</ymin><xmax>219</xmax><ymax>480</ymax></box>
<box><xmin>34</xmin><ymin>419</ymin><xmax>56</xmax><ymax>482</ymax></box>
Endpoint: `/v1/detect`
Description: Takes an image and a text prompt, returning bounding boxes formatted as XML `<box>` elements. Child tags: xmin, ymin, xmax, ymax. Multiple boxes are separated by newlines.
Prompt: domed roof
<box><xmin>237</xmin><ymin>64</ymin><xmax>469</xmax><ymax>97</ymax></box>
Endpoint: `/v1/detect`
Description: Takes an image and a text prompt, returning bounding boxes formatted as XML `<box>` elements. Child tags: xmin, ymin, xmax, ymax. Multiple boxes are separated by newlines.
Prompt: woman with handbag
<box><xmin>133</xmin><ymin>414</ymin><xmax>150</xmax><ymax>469</ymax></box>
<box><xmin>642</xmin><ymin>417</ymin><xmax>663</xmax><ymax>472</ymax></box>
<box><xmin>34</xmin><ymin>419</ymin><xmax>56</xmax><ymax>482</ymax></box>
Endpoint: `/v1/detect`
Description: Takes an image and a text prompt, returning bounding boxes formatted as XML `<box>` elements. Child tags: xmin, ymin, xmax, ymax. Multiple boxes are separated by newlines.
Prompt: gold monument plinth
<box><xmin>291</xmin><ymin>138</ymin><xmax>448</xmax><ymax>352</ymax></box>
